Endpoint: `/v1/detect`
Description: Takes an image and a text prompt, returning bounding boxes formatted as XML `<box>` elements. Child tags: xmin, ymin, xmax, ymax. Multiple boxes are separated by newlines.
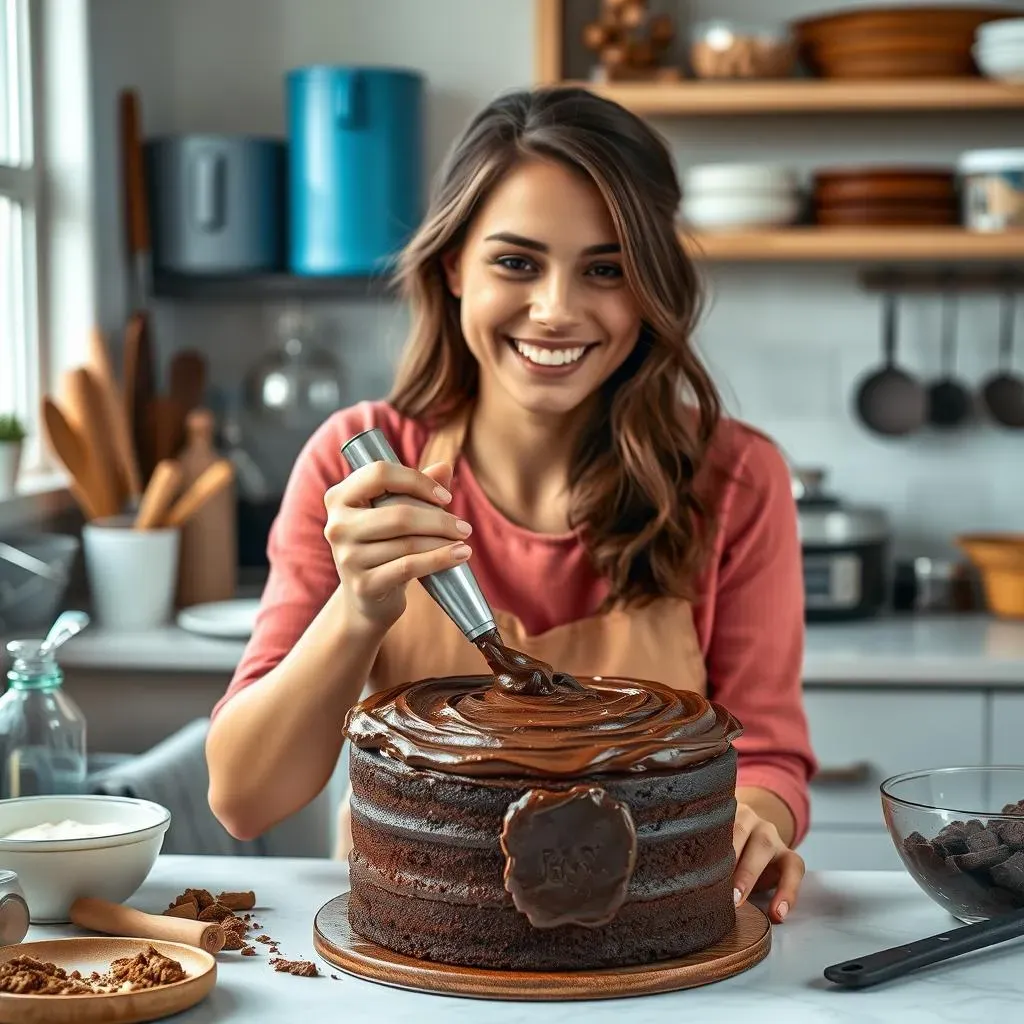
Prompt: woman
<box><xmin>207</xmin><ymin>86</ymin><xmax>817</xmax><ymax>924</ymax></box>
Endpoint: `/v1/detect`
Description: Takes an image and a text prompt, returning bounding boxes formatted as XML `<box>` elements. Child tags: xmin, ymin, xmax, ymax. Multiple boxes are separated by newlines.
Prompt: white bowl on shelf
<box><xmin>682</xmin><ymin>191</ymin><xmax>801</xmax><ymax>230</ymax></box>
<box><xmin>0</xmin><ymin>795</ymin><xmax>171</xmax><ymax>923</ymax></box>
<box><xmin>976</xmin><ymin>17</ymin><xmax>1024</xmax><ymax>47</ymax></box>
<box><xmin>682</xmin><ymin>162</ymin><xmax>798</xmax><ymax>196</ymax></box>
<box><xmin>973</xmin><ymin>43</ymin><xmax>1024</xmax><ymax>81</ymax></box>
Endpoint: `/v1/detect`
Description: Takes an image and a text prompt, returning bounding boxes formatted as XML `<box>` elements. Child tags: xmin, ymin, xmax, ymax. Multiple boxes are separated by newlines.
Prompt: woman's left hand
<box><xmin>732</xmin><ymin>802</ymin><xmax>805</xmax><ymax>924</ymax></box>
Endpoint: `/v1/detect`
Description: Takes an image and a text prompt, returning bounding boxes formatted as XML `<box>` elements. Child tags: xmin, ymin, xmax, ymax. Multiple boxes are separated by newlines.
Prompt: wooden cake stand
<box><xmin>312</xmin><ymin>893</ymin><xmax>771</xmax><ymax>1000</ymax></box>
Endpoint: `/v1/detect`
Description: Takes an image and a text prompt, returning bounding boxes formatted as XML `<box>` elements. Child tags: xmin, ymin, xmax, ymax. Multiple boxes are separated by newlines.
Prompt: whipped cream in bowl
<box><xmin>2</xmin><ymin>819</ymin><xmax>126</xmax><ymax>841</ymax></box>
<box><xmin>0</xmin><ymin>795</ymin><xmax>172</xmax><ymax>923</ymax></box>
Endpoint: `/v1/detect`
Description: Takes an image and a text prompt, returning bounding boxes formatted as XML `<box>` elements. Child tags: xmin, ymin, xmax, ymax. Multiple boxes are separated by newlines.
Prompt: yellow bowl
<box><xmin>956</xmin><ymin>533</ymin><xmax>1024</xmax><ymax>618</ymax></box>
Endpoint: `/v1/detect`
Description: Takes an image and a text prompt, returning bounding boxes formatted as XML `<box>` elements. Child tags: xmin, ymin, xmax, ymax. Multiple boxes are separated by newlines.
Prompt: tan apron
<box><xmin>334</xmin><ymin>417</ymin><xmax>707</xmax><ymax>858</ymax></box>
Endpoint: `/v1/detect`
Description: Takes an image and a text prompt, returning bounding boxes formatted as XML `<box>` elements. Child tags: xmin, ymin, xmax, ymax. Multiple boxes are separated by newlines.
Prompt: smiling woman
<box><xmin>207</xmin><ymin>86</ymin><xmax>817</xmax><ymax>930</ymax></box>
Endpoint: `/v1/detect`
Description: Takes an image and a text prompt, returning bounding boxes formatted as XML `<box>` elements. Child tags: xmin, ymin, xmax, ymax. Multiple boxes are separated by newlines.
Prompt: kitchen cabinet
<box><xmin>990</xmin><ymin>692</ymin><xmax>1024</xmax><ymax>763</ymax></box>
<box><xmin>800</xmin><ymin>687</ymin><xmax>986</xmax><ymax>871</ymax></box>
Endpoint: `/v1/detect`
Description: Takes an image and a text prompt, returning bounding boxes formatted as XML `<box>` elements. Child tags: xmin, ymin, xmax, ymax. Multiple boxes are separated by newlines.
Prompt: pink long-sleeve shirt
<box><xmin>213</xmin><ymin>400</ymin><xmax>818</xmax><ymax>844</ymax></box>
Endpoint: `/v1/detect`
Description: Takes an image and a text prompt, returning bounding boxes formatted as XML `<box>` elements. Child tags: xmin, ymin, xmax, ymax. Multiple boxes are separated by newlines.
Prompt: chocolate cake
<box><xmin>343</xmin><ymin>635</ymin><xmax>743</xmax><ymax>971</ymax></box>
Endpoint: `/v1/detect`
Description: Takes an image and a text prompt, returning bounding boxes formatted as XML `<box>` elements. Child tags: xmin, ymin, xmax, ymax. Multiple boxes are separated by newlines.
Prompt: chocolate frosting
<box><xmin>500</xmin><ymin>785</ymin><xmax>637</xmax><ymax>929</ymax></box>
<box><xmin>344</xmin><ymin>636</ymin><xmax>743</xmax><ymax>778</ymax></box>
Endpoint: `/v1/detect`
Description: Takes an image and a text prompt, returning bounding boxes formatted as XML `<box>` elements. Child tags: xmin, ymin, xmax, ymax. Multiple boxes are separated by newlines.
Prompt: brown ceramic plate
<box><xmin>814</xmin><ymin>175</ymin><xmax>956</xmax><ymax>205</ymax></box>
<box><xmin>815</xmin><ymin>203</ymin><xmax>958</xmax><ymax>226</ymax></box>
<box><xmin>0</xmin><ymin>938</ymin><xmax>216</xmax><ymax>1024</ymax></box>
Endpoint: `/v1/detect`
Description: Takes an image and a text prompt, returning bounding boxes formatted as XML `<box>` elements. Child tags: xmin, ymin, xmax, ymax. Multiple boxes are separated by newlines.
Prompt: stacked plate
<box><xmin>793</xmin><ymin>5</ymin><xmax>1018</xmax><ymax>78</ymax></box>
<box><xmin>812</xmin><ymin>166</ymin><xmax>958</xmax><ymax>226</ymax></box>
<box><xmin>681</xmin><ymin>164</ymin><xmax>802</xmax><ymax>231</ymax></box>
<box><xmin>974</xmin><ymin>17</ymin><xmax>1024</xmax><ymax>81</ymax></box>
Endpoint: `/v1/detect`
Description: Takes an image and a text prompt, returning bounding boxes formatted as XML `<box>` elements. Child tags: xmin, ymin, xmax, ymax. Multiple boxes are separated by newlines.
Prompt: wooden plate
<box><xmin>0</xmin><ymin>938</ymin><xmax>216</xmax><ymax>1023</ymax></box>
<box><xmin>815</xmin><ymin>203</ymin><xmax>958</xmax><ymax>226</ymax></box>
<box><xmin>814</xmin><ymin>176</ymin><xmax>956</xmax><ymax>205</ymax></box>
<box><xmin>313</xmin><ymin>892</ymin><xmax>771</xmax><ymax>1001</ymax></box>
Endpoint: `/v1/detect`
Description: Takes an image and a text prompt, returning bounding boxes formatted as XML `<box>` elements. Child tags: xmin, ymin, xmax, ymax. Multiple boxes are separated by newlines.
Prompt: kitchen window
<box><xmin>0</xmin><ymin>0</ymin><xmax>41</xmax><ymax>473</ymax></box>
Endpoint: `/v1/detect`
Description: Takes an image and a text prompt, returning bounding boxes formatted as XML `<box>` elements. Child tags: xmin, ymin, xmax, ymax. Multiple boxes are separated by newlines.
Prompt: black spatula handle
<box><xmin>824</xmin><ymin>906</ymin><xmax>1024</xmax><ymax>989</ymax></box>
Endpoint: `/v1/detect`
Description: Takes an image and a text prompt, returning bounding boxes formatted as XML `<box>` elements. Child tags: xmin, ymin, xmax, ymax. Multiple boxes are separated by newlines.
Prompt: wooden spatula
<box><xmin>134</xmin><ymin>458</ymin><xmax>183</xmax><ymax>530</ymax></box>
<box><xmin>41</xmin><ymin>397</ymin><xmax>100</xmax><ymax>520</ymax></box>
<box><xmin>123</xmin><ymin>311</ymin><xmax>156</xmax><ymax>481</ymax></box>
<box><xmin>163</xmin><ymin>459</ymin><xmax>234</xmax><ymax>529</ymax></box>
<box><xmin>64</xmin><ymin>367</ymin><xmax>124</xmax><ymax>518</ymax></box>
<box><xmin>88</xmin><ymin>325</ymin><xmax>142</xmax><ymax>502</ymax></box>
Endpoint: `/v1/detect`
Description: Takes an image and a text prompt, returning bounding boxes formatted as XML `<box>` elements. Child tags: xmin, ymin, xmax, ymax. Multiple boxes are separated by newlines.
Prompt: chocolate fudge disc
<box><xmin>501</xmin><ymin>784</ymin><xmax>637</xmax><ymax>929</ymax></box>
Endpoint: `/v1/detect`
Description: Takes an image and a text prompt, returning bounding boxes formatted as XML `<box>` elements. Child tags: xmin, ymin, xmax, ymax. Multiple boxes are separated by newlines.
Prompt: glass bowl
<box><xmin>881</xmin><ymin>766</ymin><xmax>1024</xmax><ymax>924</ymax></box>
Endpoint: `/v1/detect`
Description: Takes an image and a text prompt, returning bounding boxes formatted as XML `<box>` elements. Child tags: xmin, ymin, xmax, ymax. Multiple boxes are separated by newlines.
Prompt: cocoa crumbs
<box><xmin>0</xmin><ymin>947</ymin><xmax>186</xmax><ymax>995</ymax></box>
<box><xmin>270</xmin><ymin>957</ymin><xmax>318</xmax><ymax>978</ymax></box>
<box><xmin>241</xmin><ymin>946</ymin><xmax>257</xmax><ymax>957</ymax></box>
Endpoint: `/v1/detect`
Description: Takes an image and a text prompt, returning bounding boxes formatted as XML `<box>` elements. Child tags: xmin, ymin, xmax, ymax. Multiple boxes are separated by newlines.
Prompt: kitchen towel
<box><xmin>87</xmin><ymin>717</ymin><xmax>331</xmax><ymax>858</ymax></box>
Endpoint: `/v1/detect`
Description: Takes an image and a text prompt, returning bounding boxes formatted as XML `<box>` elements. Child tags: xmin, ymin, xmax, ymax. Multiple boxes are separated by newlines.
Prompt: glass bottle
<box><xmin>0</xmin><ymin>638</ymin><xmax>87</xmax><ymax>798</ymax></box>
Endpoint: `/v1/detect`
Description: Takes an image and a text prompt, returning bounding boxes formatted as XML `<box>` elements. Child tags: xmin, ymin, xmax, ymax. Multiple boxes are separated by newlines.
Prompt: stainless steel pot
<box><xmin>792</xmin><ymin>468</ymin><xmax>890</xmax><ymax>622</ymax></box>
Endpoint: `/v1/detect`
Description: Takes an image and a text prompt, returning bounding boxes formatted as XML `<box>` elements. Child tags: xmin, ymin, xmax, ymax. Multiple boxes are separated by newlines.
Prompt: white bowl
<box><xmin>682</xmin><ymin>191</ymin><xmax>801</xmax><ymax>230</ymax></box>
<box><xmin>976</xmin><ymin>17</ymin><xmax>1024</xmax><ymax>46</ymax></box>
<box><xmin>0</xmin><ymin>795</ymin><xmax>171</xmax><ymax>922</ymax></box>
<box><xmin>974</xmin><ymin>43</ymin><xmax>1024</xmax><ymax>80</ymax></box>
<box><xmin>682</xmin><ymin>162</ymin><xmax>798</xmax><ymax>196</ymax></box>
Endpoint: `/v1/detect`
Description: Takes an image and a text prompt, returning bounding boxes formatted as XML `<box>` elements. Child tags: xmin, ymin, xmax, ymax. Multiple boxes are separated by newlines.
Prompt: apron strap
<box><xmin>418</xmin><ymin>408</ymin><xmax>470</xmax><ymax>470</ymax></box>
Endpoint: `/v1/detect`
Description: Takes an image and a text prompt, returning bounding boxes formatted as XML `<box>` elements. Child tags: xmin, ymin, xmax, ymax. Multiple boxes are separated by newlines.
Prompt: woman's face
<box><xmin>443</xmin><ymin>158</ymin><xmax>642</xmax><ymax>419</ymax></box>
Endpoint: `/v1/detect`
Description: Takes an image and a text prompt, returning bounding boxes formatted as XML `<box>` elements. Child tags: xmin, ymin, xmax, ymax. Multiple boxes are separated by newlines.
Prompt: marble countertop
<box><xmin>25</xmin><ymin>856</ymin><xmax>1023</xmax><ymax>1022</ymax></box>
<box><xmin>50</xmin><ymin>613</ymin><xmax>1024</xmax><ymax>685</ymax></box>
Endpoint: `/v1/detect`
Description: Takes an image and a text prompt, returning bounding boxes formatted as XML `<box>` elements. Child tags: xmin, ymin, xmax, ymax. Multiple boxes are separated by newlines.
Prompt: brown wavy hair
<box><xmin>389</xmin><ymin>86</ymin><xmax>722</xmax><ymax>608</ymax></box>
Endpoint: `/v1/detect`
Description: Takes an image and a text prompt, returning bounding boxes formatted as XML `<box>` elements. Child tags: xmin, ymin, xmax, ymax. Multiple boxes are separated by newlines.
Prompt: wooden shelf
<box><xmin>567</xmin><ymin>78</ymin><xmax>1024</xmax><ymax>116</ymax></box>
<box><xmin>683</xmin><ymin>227</ymin><xmax>1024</xmax><ymax>262</ymax></box>
<box><xmin>151</xmin><ymin>270</ymin><xmax>394</xmax><ymax>301</ymax></box>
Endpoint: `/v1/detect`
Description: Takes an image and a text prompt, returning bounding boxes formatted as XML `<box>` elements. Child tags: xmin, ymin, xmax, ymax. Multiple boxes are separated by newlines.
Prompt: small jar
<box><xmin>690</xmin><ymin>20</ymin><xmax>796</xmax><ymax>79</ymax></box>
<box><xmin>959</xmin><ymin>149</ymin><xmax>1024</xmax><ymax>232</ymax></box>
<box><xmin>0</xmin><ymin>870</ymin><xmax>31</xmax><ymax>944</ymax></box>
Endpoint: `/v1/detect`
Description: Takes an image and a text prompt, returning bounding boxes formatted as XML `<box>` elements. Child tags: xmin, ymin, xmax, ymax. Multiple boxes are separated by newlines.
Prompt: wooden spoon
<box><xmin>70</xmin><ymin>897</ymin><xmax>226</xmax><ymax>955</ymax></box>
<box><xmin>135</xmin><ymin>458</ymin><xmax>183</xmax><ymax>530</ymax></box>
<box><xmin>88</xmin><ymin>325</ymin><xmax>143</xmax><ymax>501</ymax></box>
<box><xmin>64</xmin><ymin>367</ymin><xmax>125</xmax><ymax>517</ymax></box>
<box><xmin>123</xmin><ymin>311</ymin><xmax>156</xmax><ymax>480</ymax></box>
<box><xmin>163</xmin><ymin>460</ymin><xmax>234</xmax><ymax>529</ymax></box>
<box><xmin>41</xmin><ymin>397</ymin><xmax>101</xmax><ymax>520</ymax></box>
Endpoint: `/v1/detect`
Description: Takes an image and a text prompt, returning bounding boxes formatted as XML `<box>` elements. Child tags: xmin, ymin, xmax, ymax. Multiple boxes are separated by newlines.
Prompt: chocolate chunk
<box><xmin>990</xmin><ymin>852</ymin><xmax>1024</xmax><ymax>895</ymax></box>
<box><xmin>933</xmin><ymin>832</ymin><xmax>969</xmax><ymax>857</ymax></box>
<box><xmin>966</xmin><ymin>829</ymin><xmax>1001</xmax><ymax>853</ymax></box>
<box><xmin>997</xmin><ymin>819</ymin><xmax>1024</xmax><ymax>850</ymax></box>
<box><xmin>951</xmin><ymin>845</ymin><xmax>1010</xmax><ymax>871</ymax></box>
<box><xmin>500</xmin><ymin>784</ymin><xmax>637</xmax><ymax>929</ymax></box>
<box><xmin>1002</xmin><ymin>803</ymin><xmax>1024</xmax><ymax>816</ymax></box>
<box><xmin>963</xmin><ymin>819</ymin><xmax>986</xmax><ymax>836</ymax></box>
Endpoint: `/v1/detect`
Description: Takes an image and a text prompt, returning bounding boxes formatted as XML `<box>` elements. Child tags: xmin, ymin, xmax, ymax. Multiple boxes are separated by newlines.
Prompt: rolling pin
<box><xmin>70</xmin><ymin>897</ymin><xmax>226</xmax><ymax>954</ymax></box>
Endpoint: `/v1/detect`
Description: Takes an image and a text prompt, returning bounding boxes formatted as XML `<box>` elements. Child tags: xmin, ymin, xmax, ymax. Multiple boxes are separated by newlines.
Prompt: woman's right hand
<box><xmin>324</xmin><ymin>460</ymin><xmax>473</xmax><ymax>629</ymax></box>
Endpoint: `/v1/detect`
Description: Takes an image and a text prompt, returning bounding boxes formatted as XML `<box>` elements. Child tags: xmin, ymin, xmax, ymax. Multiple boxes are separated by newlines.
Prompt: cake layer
<box><xmin>348</xmin><ymin>862</ymin><xmax>735</xmax><ymax>970</ymax></box>
<box><xmin>347</xmin><ymin>743</ymin><xmax>738</xmax><ymax>969</ymax></box>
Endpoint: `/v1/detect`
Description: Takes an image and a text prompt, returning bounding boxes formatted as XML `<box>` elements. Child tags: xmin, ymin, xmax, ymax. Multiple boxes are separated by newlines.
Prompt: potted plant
<box><xmin>0</xmin><ymin>413</ymin><xmax>26</xmax><ymax>498</ymax></box>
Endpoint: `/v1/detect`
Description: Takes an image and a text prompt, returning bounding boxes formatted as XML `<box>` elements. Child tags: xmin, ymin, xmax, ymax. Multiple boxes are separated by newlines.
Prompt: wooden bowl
<box><xmin>0</xmin><ymin>937</ymin><xmax>216</xmax><ymax>1023</ymax></box>
<box><xmin>794</xmin><ymin>5</ymin><xmax>1018</xmax><ymax>47</ymax></box>
<box><xmin>794</xmin><ymin>4</ymin><xmax>1017</xmax><ymax>77</ymax></box>
<box><xmin>814</xmin><ymin>50</ymin><xmax>977</xmax><ymax>77</ymax></box>
<box><xmin>956</xmin><ymin>533</ymin><xmax>1024</xmax><ymax>619</ymax></box>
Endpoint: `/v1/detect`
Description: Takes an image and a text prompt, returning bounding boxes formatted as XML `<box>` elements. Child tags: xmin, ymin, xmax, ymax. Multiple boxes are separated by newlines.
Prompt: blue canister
<box><xmin>287</xmin><ymin>66</ymin><xmax>424</xmax><ymax>276</ymax></box>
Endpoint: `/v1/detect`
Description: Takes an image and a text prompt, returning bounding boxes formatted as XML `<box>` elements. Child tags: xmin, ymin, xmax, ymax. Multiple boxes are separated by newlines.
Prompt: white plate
<box><xmin>176</xmin><ymin>598</ymin><xmax>260</xmax><ymax>639</ymax></box>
